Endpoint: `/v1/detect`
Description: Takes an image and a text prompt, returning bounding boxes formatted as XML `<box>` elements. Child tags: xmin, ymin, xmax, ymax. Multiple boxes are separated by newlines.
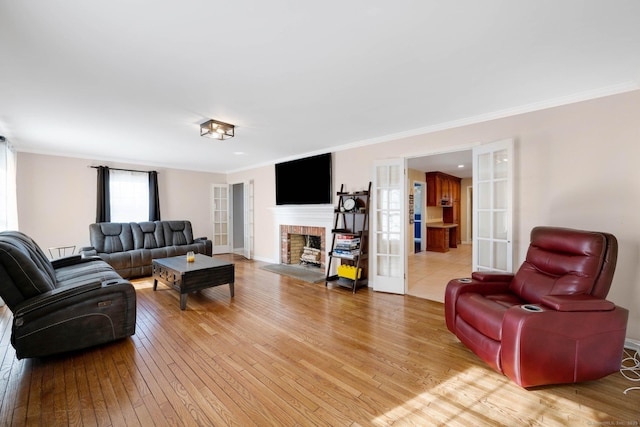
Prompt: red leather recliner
<box><xmin>445</xmin><ymin>226</ymin><xmax>629</xmax><ymax>387</ymax></box>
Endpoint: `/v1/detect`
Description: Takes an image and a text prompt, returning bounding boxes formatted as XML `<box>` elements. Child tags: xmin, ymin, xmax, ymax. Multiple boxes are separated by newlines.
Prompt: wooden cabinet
<box><xmin>325</xmin><ymin>182</ymin><xmax>371</xmax><ymax>293</ymax></box>
<box><xmin>426</xmin><ymin>172</ymin><xmax>460</xmax><ymax>207</ymax></box>
<box><xmin>426</xmin><ymin>224</ymin><xmax>458</xmax><ymax>252</ymax></box>
<box><xmin>426</xmin><ymin>172</ymin><xmax>462</xmax><ymax>244</ymax></box>
<box><xmin>427</xmin><ymin>227</ymin><xmax>449</xmax><ymax>252</ymax></box>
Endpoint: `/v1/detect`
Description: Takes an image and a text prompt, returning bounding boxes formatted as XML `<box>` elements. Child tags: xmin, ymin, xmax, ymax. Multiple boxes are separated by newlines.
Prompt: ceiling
<box><xmin>408</xmin><ymin>150</ymin><xmax>472</xmax><ymax>178</ymax></box>
<box><xmin>1</xmin><ymin>1</ymin><xmax>639</xmax><ymax>174</ymax></box>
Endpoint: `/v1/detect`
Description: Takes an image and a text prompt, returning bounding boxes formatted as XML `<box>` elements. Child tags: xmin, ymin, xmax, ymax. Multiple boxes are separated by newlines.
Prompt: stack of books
<box><xmin>333</xmin><ymin>235</ymin><xmax>360</xmax><ymax>259</ymax></box>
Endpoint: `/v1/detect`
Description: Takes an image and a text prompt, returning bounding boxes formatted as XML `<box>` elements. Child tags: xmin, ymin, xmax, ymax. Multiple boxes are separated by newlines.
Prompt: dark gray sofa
<box><xmin>80</xmin><ymin>220</ymin><xmax>213</xmax><ymax>279</ymax></box>
<box><xmin>0</xmin><ymin>231</ymin><xmax>136</xmax><ymax>359</ymax></box>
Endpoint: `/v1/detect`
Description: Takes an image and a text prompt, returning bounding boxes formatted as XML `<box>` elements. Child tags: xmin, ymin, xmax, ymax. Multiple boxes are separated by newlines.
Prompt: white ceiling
<box><xmin>408</xmin><ymin>150</ymin><xmax>473</xmax><ymax>178</ymax></box>
<box><xmin>1</xmin><ymin>1</ymin><xmax>639</xmax><ymax>173</ymax></box>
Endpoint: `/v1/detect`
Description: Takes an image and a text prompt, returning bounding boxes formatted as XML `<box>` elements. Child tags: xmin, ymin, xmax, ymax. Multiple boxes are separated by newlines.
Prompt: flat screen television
<box><xmin>275</xmin><ymin>153</ymin><xmax>332</xmax><ymax>205</ymax></box>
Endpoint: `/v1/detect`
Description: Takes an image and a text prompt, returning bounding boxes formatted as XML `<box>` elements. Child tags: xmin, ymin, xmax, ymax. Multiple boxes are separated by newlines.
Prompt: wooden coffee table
<box><xmin>152</xmin><ymin>254</ymin><xmax>234</xmax><ymax>310</ymax></box>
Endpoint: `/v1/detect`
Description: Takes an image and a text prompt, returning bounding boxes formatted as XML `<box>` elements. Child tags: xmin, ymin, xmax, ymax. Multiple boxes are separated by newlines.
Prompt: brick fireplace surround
<box><xmin>280</xmin><ymin>225</ymin><xmax>326</xmax><ymax>268</ymax></box>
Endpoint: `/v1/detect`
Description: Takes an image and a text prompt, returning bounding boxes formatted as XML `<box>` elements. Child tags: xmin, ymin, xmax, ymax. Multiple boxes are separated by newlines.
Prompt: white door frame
<box><xmin>243</xmin><ymin>180</ymin><xmax>254</xmax><ymax>260</ymax></box>
<box><xmin>413</xmin><ymin>180</ymin><xmax>426</xmax><ymax>252</ymax></box>
<box><xmin>466</xmin><ymin>184</ymin><xmax>473</xmax><ymax>243</ymax></box>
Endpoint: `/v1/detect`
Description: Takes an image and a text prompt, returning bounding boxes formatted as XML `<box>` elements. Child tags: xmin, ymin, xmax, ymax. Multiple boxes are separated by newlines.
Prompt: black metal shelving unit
<box><xmin>325</xmin><ymin>182</ymin><xmax>371</xmax><ymax>293</ymax></box>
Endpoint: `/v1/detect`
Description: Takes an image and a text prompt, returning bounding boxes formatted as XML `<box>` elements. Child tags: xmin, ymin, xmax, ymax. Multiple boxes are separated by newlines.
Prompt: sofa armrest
<box><xmin>51</xmin><ymin>254</ymin><xmax>103</xmax><ymax>269</ymax></box>
<box><xmin>78</xmin><ymin>246</ymin><xmax>98</xmax><ymax>257</ymax></box>
<box><xmin>14</xmin><ymin>279</ymin><xmax>132</xmax><ymax>318</ymax></box>
<box><xmin>471</xmin><ymin>272</ymin><xmax>515</xmax><ymax>282</ymax></box>
<box><xmin>540</xmin><ymin>294</ymin><xmax>615</xmax><ymax>312</ymax></box>
<box><xmin>11</xmin><ymin>279</ymin><xmax>136</xmax><ymax>359</ymax></box>
<box><xmin>194</xmin><ymin>237</ymin><xmax>213</xmax><ymax>256</ymax></box>
<box><xmin>444</xmin><ymin>277</ymin><xmax>513</xmax><ymax>333</ymax></box>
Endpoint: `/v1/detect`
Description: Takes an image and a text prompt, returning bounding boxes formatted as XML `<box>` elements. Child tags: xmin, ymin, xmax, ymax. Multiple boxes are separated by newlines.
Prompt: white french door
<box><xmin>472</xmin><ymin>139</ymin><xmax>514</xmax><ymax>272</ymax></box>
<box><xmin>372</xmin><ymin>159</ymin><xmax>406</xmax><ymax>294</ymax></box>
<box><xmin>243</xmin><ymin>180</ymin><xmax>254</xmax><ymax>259</ymax></box>
<box><xmin>211</xmin><ymin>184</ymin><xmax>231</xmax><ymax>254</ymax></box>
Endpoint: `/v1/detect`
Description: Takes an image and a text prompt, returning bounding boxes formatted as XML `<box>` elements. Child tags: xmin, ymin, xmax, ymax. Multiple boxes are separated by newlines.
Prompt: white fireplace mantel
<box><xmin>271</xmin><ymin>205</ymin><xmax>334</xmax><ymax>227</ymax></box>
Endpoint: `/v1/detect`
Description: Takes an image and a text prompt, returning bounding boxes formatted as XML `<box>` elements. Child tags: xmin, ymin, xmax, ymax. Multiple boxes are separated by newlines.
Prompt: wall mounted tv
<box><xmin>275</xmin><ymin>153</ymin><xmax>333</xmax><ymax>205</ymax></box>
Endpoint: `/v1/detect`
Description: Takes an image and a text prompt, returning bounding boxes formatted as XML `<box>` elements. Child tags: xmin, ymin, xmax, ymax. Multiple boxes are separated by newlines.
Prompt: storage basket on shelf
<box><xmin>337</xmin><ymin>264</ymin><xmax>362</xmax><ymax>280</ymax></box>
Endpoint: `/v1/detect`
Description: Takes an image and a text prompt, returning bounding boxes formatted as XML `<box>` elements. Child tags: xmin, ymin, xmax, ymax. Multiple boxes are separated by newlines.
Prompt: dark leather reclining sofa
<box><xmin>80</xmin><ymin>220</ymin><xmax>212</xmax><ymax>279</ymax></box>
<box><xmin>0</xmin><ymin>231</ymin><xmax>136</xmax><ymax>359</ymax></box>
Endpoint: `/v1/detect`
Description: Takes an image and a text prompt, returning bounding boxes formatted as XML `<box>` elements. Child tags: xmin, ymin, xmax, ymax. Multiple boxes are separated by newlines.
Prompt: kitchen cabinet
<box><xmin>426</xmin><ymin>223</ymin><xmax>458</xmax><ymax>252</ymax></box>
<box><xmin>426</xmin><ymin>172</ymin><xmax>460</xmax><ymax>207</ymax></box>
<box><xmin>426</xmin><ymin>172</ymin><xmax>462</xmax><ymax>244</ymax></box>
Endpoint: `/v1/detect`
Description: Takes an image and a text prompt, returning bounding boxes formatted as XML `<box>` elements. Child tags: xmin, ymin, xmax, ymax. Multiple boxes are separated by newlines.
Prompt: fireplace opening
<box><xmin>280</xmin><ymin>225</ymin><xmax>325</xmax><ymax>269</ymax></box>
<box><xmin>300</xmin><ymin>235</ymin><xmax>322</xmax><ymax>266</ymax></box>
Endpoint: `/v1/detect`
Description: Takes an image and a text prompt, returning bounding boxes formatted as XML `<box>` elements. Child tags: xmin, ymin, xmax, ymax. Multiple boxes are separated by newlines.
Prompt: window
<box><xmin>95</xmin><ymin>167</ymin><xmax>160</xmax><ymax>223</ymax></box>
<box><xmin>109</xmin><ymin>169</ymin><xmax>149</xmax><ymax>222</ymax></box>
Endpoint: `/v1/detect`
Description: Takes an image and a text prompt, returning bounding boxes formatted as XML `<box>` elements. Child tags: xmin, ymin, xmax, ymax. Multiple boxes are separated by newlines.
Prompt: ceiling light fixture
<box><xmin>200</xmin><ymin>119</ymin><xmax>235</xmax><ymax>140</ymax></box>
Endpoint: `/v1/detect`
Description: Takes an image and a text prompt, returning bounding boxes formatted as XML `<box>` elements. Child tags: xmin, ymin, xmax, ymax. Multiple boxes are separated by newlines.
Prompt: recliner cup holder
<box><xmin>521</xmin><ymin>304</ymin><xmax>543</xmax><ymax>312</ymax></box>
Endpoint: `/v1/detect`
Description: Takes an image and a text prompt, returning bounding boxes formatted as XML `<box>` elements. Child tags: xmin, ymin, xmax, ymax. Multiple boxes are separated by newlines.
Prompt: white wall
<box><xmin>225</xmin><ymin>164</ymin><xmax>276</xmax><ymax>263</ymax></box>
<box><xmin>16</xmin><ymin>153</ymin><xmax>226</xmax><ymax>252</ymax></box>
<box><xmin>228</xmin><ymin>90</ymin><xmax>640</xmax><ymax>341</ymax></box>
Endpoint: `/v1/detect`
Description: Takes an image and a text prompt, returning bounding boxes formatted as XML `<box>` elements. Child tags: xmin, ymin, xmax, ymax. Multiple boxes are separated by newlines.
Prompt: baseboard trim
<box><xmin>624</xmin><ymin>338</ymin><xmax>640</xmax><ymax>352</ymax></box>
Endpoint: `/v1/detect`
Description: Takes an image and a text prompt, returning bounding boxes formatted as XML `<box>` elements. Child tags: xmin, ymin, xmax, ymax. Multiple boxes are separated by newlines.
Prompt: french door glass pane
<box><xmin>377</xmin><ymin>167</ymin><xmax>389</xmax><ymax>186</ymax></box>
<box><xmin>478</xmin><ymin>182</ymin><xmax>491</xmax><ymax>209</ymax></box>
<box><xmin>493</xmin><ymin>212</ymin><xmax>507</xmax><ymax>239</ymax></box>
<box><xmin>377</xmin><ymin>208</ymin><xmax>388</xmax><ymax>228</ymax></box>
<box><xmin>494</xmin><ymin>241</ymin><xmax>507</xmax><ymax>270</ymax></box>
<box><xmin>388</xmin><ymin>211</ymin><xmax>401</xmax><ymax>234</ymax></box>
<box><xmin>494</xmin><ymin>180</ymin><xmax>507</xmax><ymax>209</ymax></box>
<box><xmin>478</xmin><ymin>153</ymin><xmax>491</xmax><ymax>180</ymax></box>
<box><xmin>389</xmin><ymin>164</ymin><xmax>402</xmax><ymax>186</ymax></box>
<box><xmin>377</xmin><ymin>233</ymin><xmax>389</xmax><ymax>255</ymax></box>
<box><xmin>478</xmin><ymin>212</ymin><xmax>490</xmax><ymax>238</ymax></box>
<box><xmin>389</xmin><ymin>256</ymin><xmax>402</xmax><ymax>278</ymax></box>
<box><xmin>377</xmin><ymin>256</ymin><xmax>389</xmax><ymax>276</ymax></box>
<box><xmin>377</xmin><ymin>189</ymin><xmax>387</xmax><ymax>210</ymax></box>
<box><xmin>478</xmin><ymin>240</ymin><xmax>490</xmax><ymax>267</ymax></box>
<box><xmin>494</xmin><ymin>149</ymin><xmax>508</xmax><ymax>179</ymax></box>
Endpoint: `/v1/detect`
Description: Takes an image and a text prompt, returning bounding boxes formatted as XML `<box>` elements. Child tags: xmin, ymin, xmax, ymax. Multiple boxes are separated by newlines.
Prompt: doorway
<box><xmin>413</xmin><ymin>181</ymin><xmax>425</xmax><ymax>253</ymax></box>
<box><xmin>406</xmin><ymin>150</ymin><xmax>473</xmax><ymax>303</ymax></box>
<box><xmin>232</xmin><ymin>183</ymin><xmax>244</xmax><ymax>256</ymax></box>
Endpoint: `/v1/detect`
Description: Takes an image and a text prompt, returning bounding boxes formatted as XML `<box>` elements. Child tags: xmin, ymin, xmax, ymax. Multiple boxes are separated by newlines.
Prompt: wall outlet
<box><xmin>624</xmin><ymin>338</ymin><xmax>640</xmax><ymax>353</ymax></box>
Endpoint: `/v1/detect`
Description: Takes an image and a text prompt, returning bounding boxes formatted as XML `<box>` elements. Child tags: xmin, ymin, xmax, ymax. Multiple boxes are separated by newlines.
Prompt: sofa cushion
<box><xmin>162</xmin><ymin>221</ymin><xmax>194</xmax><ymax>246</ymax></box>
<box><xmin>55</xmin><ymin>259</ymin><xmax>123</xmax><ymax>288</ymax></box>
<box><xmin>456</xmin><ymin>292</ymin><xmax>526</xmax><ymax>342</ymax></box>
<box><xmin>131</xmin><ymin>221</ymin><xmax>165</xmax><ymax>249</ymax></box>
<box><xmin>90</xmin><ymin>223</ymin><xmax>134</xmax><ymax>254</ymax></box>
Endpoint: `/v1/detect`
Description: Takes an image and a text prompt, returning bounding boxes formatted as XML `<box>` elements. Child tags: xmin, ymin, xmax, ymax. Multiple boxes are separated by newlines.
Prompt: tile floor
<box><xmin>407</xmin><ymin>243</ymin><xmax>472</xmax><ymax>302</ymax></box>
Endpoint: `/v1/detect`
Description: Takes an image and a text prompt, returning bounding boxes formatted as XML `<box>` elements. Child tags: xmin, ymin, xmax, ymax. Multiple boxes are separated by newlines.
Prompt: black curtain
<box><xmin>149</xmin><ymin>171</ymin><xmax>161</xmax><ymax>221</ymax></box>
<box><xmin>96</xmin><ymin>166</ymin><xmax>110</xmax><ymax>222</ymax></box>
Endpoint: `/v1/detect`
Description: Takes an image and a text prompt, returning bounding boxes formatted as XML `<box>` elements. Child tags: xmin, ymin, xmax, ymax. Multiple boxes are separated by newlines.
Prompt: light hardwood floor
<box><xmin>1</xmin><ymin>254</ymin><xmax>638</xmax><ymax>426</ymax></box>
<box><xmin>408</xmin><ymin>244</ymin><xmax>472</xmax><ymax>303</ymax></box>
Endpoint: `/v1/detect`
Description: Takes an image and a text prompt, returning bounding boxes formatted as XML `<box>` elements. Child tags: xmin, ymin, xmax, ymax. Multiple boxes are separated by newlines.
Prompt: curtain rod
<box><xmin>90</xmin><ymin>166</ymin><xmax>157</xmax><ymax>174</ymax></box>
